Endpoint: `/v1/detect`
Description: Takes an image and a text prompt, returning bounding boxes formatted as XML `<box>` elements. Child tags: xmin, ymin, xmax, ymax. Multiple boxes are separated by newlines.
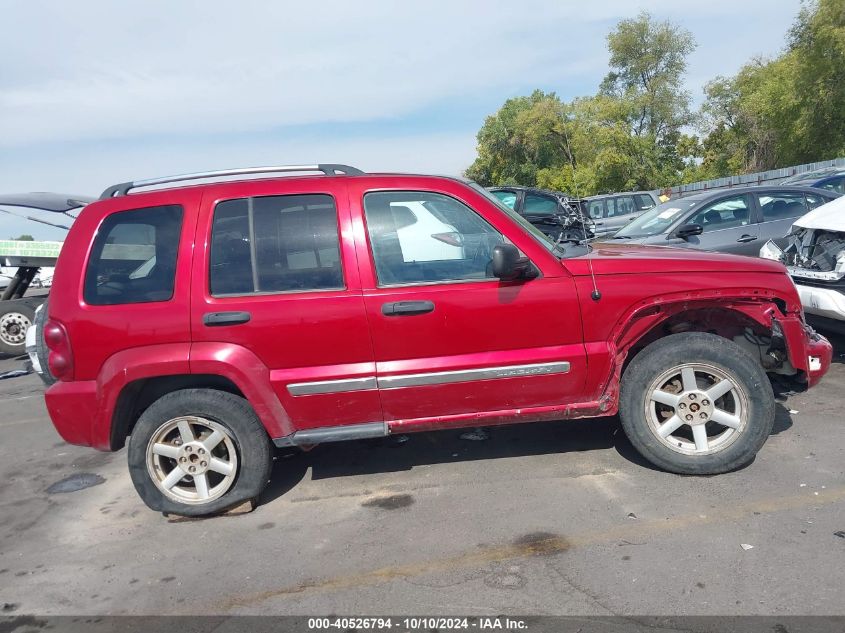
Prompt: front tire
<box><xmin>619</xmin><ymin>332</ymin><xmax>775</xmax><ymax>475</ymax></box>
<box><xmin>128</xmin><ymin>389</ymin><xmax>273</xmax><ymax>516</ymax></box>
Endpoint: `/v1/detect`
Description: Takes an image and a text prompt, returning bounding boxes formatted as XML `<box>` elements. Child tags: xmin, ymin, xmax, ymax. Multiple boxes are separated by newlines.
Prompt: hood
<box><xmin>792</xmin><ymin>195</ymin><xmax>845</xmax><ymax>231</ymax></box>
<box><xmin>564</xmin><ymin>242</ymin><xmax>786</xmax><ymax>276</ymax></box>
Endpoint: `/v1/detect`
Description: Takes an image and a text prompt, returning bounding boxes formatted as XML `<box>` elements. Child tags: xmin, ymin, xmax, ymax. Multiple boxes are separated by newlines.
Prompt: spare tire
<box><xmin>32</xmin><ymin>300</ymin><xmax>56</xmax><ymax>386</ymax></box>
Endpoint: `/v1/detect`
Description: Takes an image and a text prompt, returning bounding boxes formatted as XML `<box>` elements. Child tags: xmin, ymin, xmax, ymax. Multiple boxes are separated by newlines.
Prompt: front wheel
<box><xmin>619</xmin><ymin>332</ymin><xmax>775</xmax><ymax>475</ymax></box>
<box><xmin>128</xmin><ymin>389</ymin><xmax>273</xmax><ymax>516</ymax></box>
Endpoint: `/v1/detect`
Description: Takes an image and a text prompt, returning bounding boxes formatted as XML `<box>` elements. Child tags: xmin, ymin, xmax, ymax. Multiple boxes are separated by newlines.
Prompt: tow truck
<box><xmin>0</xmin><ymin>193</ymin><xmax>92</xmax><ymax>356</ymax></box>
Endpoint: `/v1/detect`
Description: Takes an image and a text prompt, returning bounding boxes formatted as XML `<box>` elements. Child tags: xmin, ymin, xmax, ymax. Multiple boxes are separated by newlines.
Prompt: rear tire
<box><xmin>128</xmin><ymin>389</ymin><xmax>273</xmax><ymax>517</ymax></box>
<box><xmin>619</xmin><ymin>332</ymin><xmax>774</xmax><ymax>475</ymax></box>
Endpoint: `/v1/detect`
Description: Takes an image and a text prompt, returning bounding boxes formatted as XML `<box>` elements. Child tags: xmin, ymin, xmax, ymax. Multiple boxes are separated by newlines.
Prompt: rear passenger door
<box><xmin>190</xmin><ymin>180</ymin><xmax>381</xmax><ymax>436</ymax></box>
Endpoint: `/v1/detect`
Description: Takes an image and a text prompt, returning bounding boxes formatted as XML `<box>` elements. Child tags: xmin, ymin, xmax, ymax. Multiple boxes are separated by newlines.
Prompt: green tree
<box><xmin>465</xmin><ymin>12</ymin><xmax>697</xmax><ymax>195</ymax></box>
<box><xmin>600</xmin><ymin>11</ymin><xmax>696</xmax><ymax>142</ymax></box>
<box><xmin>11</xmin><ymin>234</ymin><xmax>35</xmax><ymax>241</ymax></box>
<box><xmin>697</xmin><ymin>0</ymin><xmax>845</xmax><ymax>176</ymax></box>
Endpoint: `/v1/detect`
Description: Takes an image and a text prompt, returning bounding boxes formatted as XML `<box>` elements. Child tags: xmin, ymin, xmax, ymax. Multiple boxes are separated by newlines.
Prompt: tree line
<box><xmin>465</xmin><ymin>0</ymin><xmax>845</xmax><ymax>196</ymax></box>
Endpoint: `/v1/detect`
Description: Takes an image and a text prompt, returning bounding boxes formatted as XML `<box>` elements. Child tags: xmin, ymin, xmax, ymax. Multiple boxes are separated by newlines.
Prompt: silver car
<box><xmin>583</xmin><ymin>191</ymin><xmax>658</xmax><ymax>238</ymax></box>
<box><xmin>601</xmin><ymin>186</ymin><xmax>839</xmax><ymax>255</ymax></box>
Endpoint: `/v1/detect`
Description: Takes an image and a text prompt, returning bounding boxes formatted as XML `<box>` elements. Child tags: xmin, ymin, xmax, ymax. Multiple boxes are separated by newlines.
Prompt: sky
<box><xmin>0</xmin><ymin>0</ymin><xmax>800</xmax><ymax>240</ymax></box>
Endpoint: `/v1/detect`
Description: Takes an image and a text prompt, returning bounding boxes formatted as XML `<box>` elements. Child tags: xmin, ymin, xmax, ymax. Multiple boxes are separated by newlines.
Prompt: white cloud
<box><xmin>2</xmin><ymin>0</ymin><xmax>797</xmax><ymax>146</ymax></box>
<box><xmin>0</xmin><ymin>0</ymin><xmax>800</xmax><ymax>241</ymax></box>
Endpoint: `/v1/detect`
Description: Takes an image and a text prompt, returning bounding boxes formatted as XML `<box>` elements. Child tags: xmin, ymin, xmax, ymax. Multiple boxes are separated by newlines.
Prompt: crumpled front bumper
<box><xmin>778</xmin><ymin>314</ymin><xmax>832</xmax><ymax>388</ymax></box>
<box><xmin>795</xmin><ymin>282</ymin><xmax>845</xmax><ymax>322</ymax></box>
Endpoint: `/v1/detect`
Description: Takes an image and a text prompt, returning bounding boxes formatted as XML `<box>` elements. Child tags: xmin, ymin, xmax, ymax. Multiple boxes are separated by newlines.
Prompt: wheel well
<box><xmin>110</xmin><ymin>375</ymin><xmax>245</xmax><ymax>450</ymax></box>
<box><xmin>622</xmin><ymin>307</ymin><xmax>770</xmax><ymax>374</ymax></box>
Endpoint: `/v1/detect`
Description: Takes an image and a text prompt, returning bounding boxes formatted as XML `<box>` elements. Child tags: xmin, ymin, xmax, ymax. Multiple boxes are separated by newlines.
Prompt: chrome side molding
<box><xmin>377</xmin><ymin>361</ymin><xmax>570</xmax><ymax>389</ymax></box>
<box><xmin>287</xmin><ymin>376</ymin><xmax>377</xmax><ymax>396</ymax></box>
<box><xmin>286</xmin><ymin>361</ymin><xmax>571</xmax><ymax>396</ymax></box>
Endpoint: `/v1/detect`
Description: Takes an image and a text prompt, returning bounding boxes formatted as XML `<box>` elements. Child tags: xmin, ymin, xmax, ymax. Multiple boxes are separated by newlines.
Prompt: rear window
<box><xmin>84</xmin><ymin>205</ymin><xmax>183</xmax><ymax>306</ymax></box>
<box><xmin>209</xmin><ymin>194</ymin><xmax>343</xmax><ymax>296</ymax></box>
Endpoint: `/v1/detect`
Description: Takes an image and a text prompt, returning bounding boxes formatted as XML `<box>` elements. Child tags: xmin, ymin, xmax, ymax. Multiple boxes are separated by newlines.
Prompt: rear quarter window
<box><xmin>83</xmin><ymin>205</ymin><xmax>183</xmax><ymax>305</ymax></box>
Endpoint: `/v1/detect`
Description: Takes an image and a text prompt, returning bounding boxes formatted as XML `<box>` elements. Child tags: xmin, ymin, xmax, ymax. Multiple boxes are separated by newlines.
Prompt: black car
<box><xmin>604</xmin><ymin>185</ymin><xmax>840</xmax><ymax>256</ymax></box>
<box><xmin>488</xmin><ymin>186</ymin><xmax>592</xmax><ymax>242</ymax></box>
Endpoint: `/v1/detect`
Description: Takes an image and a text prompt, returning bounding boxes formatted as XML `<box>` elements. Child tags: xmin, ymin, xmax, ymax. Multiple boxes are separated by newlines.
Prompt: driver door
<box><xmin>348</xmin><ymin>181</ymin><xmax>587</xmax><ymax>425</ymax></box>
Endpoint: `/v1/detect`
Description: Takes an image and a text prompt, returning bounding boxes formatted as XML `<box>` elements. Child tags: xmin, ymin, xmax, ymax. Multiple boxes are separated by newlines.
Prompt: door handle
<box><xmin>736</xmin><ymin>234</ymin><xmax>758</xmax><ymax>243</ymax></box>
<box><xmin>203</xmin><ymin>311</ymin><xmax>251</xmax><ymax>326</ymax></box>
<box><xmin>381</xmin><ymin>300</ymin><xmax>435</xmax><ymax>316</ymax></box>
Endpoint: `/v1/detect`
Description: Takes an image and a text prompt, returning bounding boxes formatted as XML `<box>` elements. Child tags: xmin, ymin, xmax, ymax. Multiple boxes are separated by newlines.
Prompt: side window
<box><xmin>806</xmin><ymin>193</ymin><xmax>829</xmax><ymax>210</ymax></box>
<box><xmin>587</xmin><ymin>200</ymin><xmax>604</xmax><ymax>219</ymax></box>
<box><xmin>607</xmin><ymin>196</ymin><xmax>636</xmax><ymax>217</ymax></box>
<box><xmin>209</xmin><ymin>194</ymin><xmax>343</xmax><ymax>296</ymax></box>
<box><xmin>363</xmin><ymin>191</ymin><xmax>505</xmax><ymax>286</ymax></box>
<box><xmin>523</xmin><ymin>193</ymin><xmax>558</xmax><ymax>216</ymax></box>
<box><xmin>688</xmin><ymin>196</ymin><xmax>751</xmax><ymax>233</ymax></box>
<box><xmin>84</xmin><ymin>205</ymin><xmax>182</xmax><ymax>306</ymax></box>
<box><xmin>491</xmin><ymin>190</ymin><xmax>517</xmax><ymax>210</ymax></box>
<box><xmin>757</xmin><ymin>192</ymin><xmax>808</xmax><ymax>222</ymax></box>
<box><xmin>635</xmin><ymin>194</ymin><xmax>656</xmax><ymax>211</ymax></box>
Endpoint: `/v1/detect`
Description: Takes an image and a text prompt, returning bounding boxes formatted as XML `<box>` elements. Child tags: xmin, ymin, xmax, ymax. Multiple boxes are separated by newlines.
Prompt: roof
<box><xmin>584</xmin><ymin>191</ymin><xmax>654</xmax><ymax>200</ymax></box>
<box><xmin>678</xmin><ymin>184</ymin><xmax>837</xmax><ymax>202</ymax></box>
<box><xmin>487</xmin><ymin>185</ymin><xmax>573</xmax><ymax>198</ymax></box>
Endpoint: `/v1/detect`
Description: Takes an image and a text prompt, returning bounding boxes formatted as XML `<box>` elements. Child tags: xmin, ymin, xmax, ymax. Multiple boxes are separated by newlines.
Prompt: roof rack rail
<box><xmin>99</xmin><ymin>164</ymin><xmax>364</xmax><ymax>199</ymax></box>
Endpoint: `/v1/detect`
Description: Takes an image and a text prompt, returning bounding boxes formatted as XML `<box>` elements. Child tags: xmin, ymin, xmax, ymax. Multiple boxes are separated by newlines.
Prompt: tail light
<box><xmin>44</xmin><ymin>319</ymin><xmax>74</xmax><ymax>381</ymax></box>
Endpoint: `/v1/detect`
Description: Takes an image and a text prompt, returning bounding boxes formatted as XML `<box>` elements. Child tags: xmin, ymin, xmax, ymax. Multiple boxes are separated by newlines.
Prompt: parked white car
<box><xmin>760</xmin><ymin>194</ymin><xmax>845</xmax><ymax>330</ymax></box>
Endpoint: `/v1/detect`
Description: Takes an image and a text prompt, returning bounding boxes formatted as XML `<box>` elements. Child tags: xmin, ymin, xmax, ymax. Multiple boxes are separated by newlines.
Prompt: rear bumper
<box><xmin>44</xmin><ymin>379</ymin><xmax>110</xmax><ymax>450</ymax></box>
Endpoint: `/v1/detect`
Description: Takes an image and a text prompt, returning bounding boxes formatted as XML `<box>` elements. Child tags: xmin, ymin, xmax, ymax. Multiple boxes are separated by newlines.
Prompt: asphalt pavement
<box><xmin>1</xmin><ymin>335</ymin><xmax>844</xmax><ymax>616</ymax></box>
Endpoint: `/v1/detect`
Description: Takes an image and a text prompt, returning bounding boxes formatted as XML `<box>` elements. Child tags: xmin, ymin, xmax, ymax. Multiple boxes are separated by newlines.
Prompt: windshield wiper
<box><xmin>608</xmin><ymin>234</ymin><xmax>632</xmax><ymax>239</ymax></box>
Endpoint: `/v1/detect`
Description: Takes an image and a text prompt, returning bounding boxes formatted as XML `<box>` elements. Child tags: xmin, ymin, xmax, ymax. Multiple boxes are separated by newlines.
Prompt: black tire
<box><xmin>128</xmin><ymin>389</ymin><xmax>273</xmax><ymax>517</ymax></box>
<box><xmin>619</xmin><ymin>332</ymin><xmax>775</xmax><ymax>475</ymax></box>
<box><xmin>33</xmin><ymin>300</ymin><xmax>56</xmax><ymax>386</ymax></box>
<box><xmin>0</xmin><ymin>302</ymin><xmax>35</xmax><ymax>357</ymax></box>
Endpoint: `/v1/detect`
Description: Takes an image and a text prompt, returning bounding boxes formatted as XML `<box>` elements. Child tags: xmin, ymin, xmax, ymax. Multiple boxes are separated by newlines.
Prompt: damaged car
<box><xmin>761</xmin><ymin>194</ymin><xmax>845</xmax><ymax>333</ymax></box>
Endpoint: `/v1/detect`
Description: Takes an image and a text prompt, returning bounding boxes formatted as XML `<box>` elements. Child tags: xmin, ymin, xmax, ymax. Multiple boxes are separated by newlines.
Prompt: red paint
<box><xmin>43</xmin><ymin>173</ymin><xmax>832</xmax><ymax>450</ymax></box>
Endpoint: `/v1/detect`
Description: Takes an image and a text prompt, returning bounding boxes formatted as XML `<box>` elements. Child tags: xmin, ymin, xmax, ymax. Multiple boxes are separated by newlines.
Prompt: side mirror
<box><xmin>675</xmin><ymin>223</ymin><xmax>703</xmax><ymax>240</ymax></box>
<box><xmin>492</xmin><ymin>243</ymin><xmax>537</xmax><ymax>280</ymax></box>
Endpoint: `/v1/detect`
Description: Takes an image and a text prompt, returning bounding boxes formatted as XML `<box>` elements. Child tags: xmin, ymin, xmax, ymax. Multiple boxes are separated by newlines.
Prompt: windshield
<box><xmin>490</xmin><ymin>190</ymin><xmax>517</xmax><ymax>209</ymax></box>
<box><xmin>614</xmin><ymin>199</ymin><xmax>699</xmax><ymax>238</ymax></box>
<box><xmin>467</xmin><ymin>183</ymin><xmax>560</xmax><ymax>254</ymax></box>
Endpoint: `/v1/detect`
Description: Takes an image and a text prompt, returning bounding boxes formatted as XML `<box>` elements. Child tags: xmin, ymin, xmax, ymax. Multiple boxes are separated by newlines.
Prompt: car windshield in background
<box><xmin>613</xmin><ymin>199</ymin><xmax>699</xmax><ymax>238</ymax></box>
<box><xmin>468</xmin><ymin>183</ymin><xmax>562</xmax><ymax>254</ymax></box>
<box><xmin>490</xmin><ymin>190</ymin><xmax>517</xmax><ymax>209</ymax></box>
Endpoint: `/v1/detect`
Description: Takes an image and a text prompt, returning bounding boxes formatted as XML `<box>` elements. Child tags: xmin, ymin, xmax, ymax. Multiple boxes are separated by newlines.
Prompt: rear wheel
<box><xmin>128</xmin><ymin>389</ymin><xmax>273</xmax><ymax>516</ymax></box>
<box><xmin>619</xmin><ymin>332</ymin><xmax>774</xmax><ymax>474</ymax></box>
<box><xmin>0</xmin><ymin>303</ymin><xmax>35</xmax><ymax>356</ymax></box>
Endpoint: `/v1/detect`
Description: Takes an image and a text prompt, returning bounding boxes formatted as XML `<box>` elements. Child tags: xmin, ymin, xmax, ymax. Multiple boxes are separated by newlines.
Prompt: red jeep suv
<box><xmin>40</xmin><ymin>164</ymin><xmax>832</xmax><ymax>516</ymax></box>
